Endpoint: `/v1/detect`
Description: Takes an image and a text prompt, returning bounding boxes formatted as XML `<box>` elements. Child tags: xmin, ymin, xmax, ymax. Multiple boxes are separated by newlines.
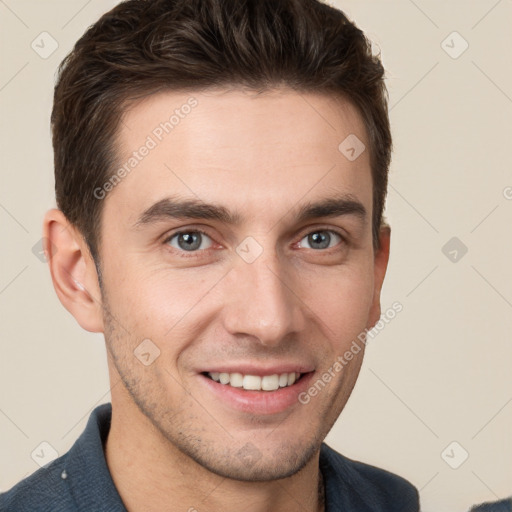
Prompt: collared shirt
<box><xmin>1</xmin><ymin>403</ymin><xmax>419</xmax><ymax>511</ymax></box>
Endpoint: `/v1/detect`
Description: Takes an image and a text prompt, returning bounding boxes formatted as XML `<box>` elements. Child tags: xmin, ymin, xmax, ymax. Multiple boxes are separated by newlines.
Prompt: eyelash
<box><xmin>163</xmin><ymin>227</ymin><xmax>348</xmax><ymax>258</ymax></box>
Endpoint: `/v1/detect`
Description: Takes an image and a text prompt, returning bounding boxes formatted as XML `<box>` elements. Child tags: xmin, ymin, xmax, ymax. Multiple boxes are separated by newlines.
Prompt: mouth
<box><xmin>199</xmin><ymin>369</ymin><xmax>314</xmax><ymax>415</ymax></box>
<box><xmin>203</xmin><ymin>371</ymin><xmax>304</xmax><ymax>391</ymax></box>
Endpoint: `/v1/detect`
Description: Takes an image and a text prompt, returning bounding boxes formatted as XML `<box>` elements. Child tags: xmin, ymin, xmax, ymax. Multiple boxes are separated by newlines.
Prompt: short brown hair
<box><xmin>52</xmin><ymin>0</ymin><xmax>391</xmax><ymax>263</ymax></box>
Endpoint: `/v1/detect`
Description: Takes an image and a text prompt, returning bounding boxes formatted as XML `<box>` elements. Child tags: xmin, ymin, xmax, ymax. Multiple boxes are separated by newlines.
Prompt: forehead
<box><xmin>106</xmin><ymin>88</ymin><xmax>372</xmax><ymax>227</ymax></box>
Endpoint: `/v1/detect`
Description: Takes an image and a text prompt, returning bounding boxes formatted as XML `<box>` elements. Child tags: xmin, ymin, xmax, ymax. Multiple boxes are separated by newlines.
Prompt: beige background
<box><xmin>1</xmin><ymin>1</ymin><xmax>511</xmax><ymax>511</ymax></box>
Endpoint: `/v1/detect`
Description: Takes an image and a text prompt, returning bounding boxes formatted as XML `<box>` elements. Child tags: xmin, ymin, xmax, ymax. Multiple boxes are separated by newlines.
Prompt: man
<box><xmin>1</xmin><ymin>0</ymin><xmax>420</xmax><ymax>510</ymax></box>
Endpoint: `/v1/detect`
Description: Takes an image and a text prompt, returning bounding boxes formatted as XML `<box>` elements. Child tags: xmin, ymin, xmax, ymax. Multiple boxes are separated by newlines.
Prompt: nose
<box><xmin>220</xmin><ymin>249</ymin><xmax>306</xmax><ymax>347</ymax></box>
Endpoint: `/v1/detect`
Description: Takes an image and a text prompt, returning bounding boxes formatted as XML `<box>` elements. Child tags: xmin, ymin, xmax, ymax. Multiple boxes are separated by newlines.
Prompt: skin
<box><xmin>44</xmin><ymin>88</ymin><xmax>390</xmax><ymax>512</ymax></box>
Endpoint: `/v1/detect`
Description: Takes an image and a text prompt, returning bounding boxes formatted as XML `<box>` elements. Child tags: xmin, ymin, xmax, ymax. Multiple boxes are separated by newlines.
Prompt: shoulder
<box><xmin>470</xmin><ymin>498</ymin><xmax>512</xmax><ymax>512</ymax></box>
<box><xmin>0</xmin><ymin>403</ymin><xmax>114</xmax><ymax>512</ymax></box>
<box><xmin>0</xmin><ymin>455</ymin><xmax>76</xmax><ymax>512</ymax></box>
<box><xmin>320</xmin><ymin>443</ymin><xmax>420</xmax><ymax>512</ymax></box>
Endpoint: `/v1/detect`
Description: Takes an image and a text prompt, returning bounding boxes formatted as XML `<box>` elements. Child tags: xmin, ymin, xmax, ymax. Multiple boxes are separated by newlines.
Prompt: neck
<box><xmin>104</xmin><ymin>391</ymin><xmax>325</xmax><ymax>512</ymax></box>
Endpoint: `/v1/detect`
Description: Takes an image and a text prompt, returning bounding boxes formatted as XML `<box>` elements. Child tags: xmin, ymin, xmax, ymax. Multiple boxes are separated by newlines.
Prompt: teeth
<box><xmin>207</xmin><ymin>371</ymin><xmax>300</xmax><ymax>391</ymax></box>
<box><xmin>243</xmin><ymin>375</ymin><xmax>262</xmax><ymax>390</ymax></box>
<box><xmin>261</xmin><ymin>374</ymin><xmax>279</xmax><ymax>391</ymax></box>
<box><xmin>229</xmin><ymin>372</ymin><xmax>243</xmax><ymax>387</ymax></box>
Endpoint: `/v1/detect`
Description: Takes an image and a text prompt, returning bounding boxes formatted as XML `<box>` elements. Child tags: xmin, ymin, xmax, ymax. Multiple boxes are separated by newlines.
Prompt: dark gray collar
<box><xmin>61</xmin><ymin>403</ymin><xmax>419</xmax><ymax>512</ymax></box>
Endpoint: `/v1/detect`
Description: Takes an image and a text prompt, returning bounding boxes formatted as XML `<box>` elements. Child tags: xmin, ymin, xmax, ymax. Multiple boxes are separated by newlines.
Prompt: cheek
<box><xmin>301</xmin><ymin>262</ymin><xmax>375</xmax><ymax>344</ymax></box>
<box><xmin>102</xmin><ymin>260</ymin><xmax>223</xmax><ymax>342</ymax></box>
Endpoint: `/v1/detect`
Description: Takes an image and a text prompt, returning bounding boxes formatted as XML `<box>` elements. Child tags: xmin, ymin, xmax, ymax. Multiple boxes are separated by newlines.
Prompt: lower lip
<box><xmin>199</xmin><ymin>372</ymin><xmax>315</xmax><ymax>415</ymax></box>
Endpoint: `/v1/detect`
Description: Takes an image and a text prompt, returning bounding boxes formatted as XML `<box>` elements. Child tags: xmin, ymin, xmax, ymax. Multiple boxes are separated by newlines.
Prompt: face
<box><xmin>96</xmin><ymin>88</ymin><xmax>388</xmax><ymax>481</ymax></box>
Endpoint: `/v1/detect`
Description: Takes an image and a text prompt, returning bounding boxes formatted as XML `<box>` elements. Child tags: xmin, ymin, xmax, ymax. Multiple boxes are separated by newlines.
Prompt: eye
<box><xmin>165</xmin><ymin>230</ymin><xmax>213</xmax><ymax>252</ymax></box>
<box><xmin>298</xmin><ymin>230</ymin><xmax>343</xmax><ymax>250</ymax></box>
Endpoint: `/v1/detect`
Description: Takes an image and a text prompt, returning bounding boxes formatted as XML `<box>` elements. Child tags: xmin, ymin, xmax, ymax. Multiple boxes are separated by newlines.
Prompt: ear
<box><xmin>43</xmin><ymin>209</ymin><xmax>104</xmax><ymax>333</ymax></box>
<box><xmin>367</xmin><ymin>225</ymin><xmax>391</xmax><ymax>328</ymax></box>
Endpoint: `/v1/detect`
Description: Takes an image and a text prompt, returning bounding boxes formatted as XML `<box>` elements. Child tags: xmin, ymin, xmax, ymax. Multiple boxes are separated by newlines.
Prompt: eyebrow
<box><xmin>134</xmin><ymin>194</ymin><xmax>367</xmax><ymax>228</ymax></box>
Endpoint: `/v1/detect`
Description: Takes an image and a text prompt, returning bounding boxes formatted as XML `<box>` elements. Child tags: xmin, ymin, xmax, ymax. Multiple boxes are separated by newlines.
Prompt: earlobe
<box><xmin>367</xmin><ymin>225</ymin><xmax>391</xmax><ymax>328</ymax></box>
<box><xmin>43</xmin><ymin>209</ymin><xmax>104</xmax><ymax>333</ymax></box>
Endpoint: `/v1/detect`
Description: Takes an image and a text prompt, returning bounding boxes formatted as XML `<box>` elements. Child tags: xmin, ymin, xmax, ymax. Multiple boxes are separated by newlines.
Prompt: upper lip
<box><xmin>200</xmin><ymin>363</ymin><xmax>314</xmax><ymax>376</ymax></box>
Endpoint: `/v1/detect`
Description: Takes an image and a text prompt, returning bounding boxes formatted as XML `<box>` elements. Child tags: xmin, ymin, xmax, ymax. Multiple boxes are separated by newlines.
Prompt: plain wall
<box><xmin>0</xmin><ymin>1</ymin><xmax>511</xmax><ymax>511</ymax></box>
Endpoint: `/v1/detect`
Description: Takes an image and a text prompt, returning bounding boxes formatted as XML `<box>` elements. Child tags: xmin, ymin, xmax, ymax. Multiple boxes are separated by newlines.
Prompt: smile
<box><xmin>206</xmin><ymin>371</ymin><xmax>302</xmax><ymax>391</ymax></box>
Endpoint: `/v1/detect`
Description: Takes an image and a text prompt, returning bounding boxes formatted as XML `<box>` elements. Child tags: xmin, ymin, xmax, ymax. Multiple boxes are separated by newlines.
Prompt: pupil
<box><xmin>179</xmin><ymin>233</ymin><xmax>201</xmax><ymax>251</ymax></box>
<box><xmin>309</xmin><ymin>232</ymin><xmax>329</xmax><ymax>249</ymax></box>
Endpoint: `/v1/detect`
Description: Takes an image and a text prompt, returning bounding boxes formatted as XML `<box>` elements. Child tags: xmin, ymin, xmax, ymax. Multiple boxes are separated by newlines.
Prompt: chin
<box><xmin>170</xmin><ymin>433</ymin><xmax>322</xmax><ymax>482</ymax></box>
